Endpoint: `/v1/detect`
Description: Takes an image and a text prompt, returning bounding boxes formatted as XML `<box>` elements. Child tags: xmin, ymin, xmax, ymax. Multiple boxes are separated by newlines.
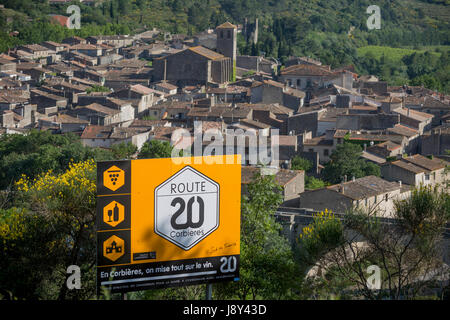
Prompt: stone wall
<box><xmin>336</xmin><ymin>114</ymin><xmax>399</xmax><ymax>130</ymax></box>
<box><xmin>288</xmin><ymin>111</ymin><xmax>319</xmax><ymax>137</ymax></box>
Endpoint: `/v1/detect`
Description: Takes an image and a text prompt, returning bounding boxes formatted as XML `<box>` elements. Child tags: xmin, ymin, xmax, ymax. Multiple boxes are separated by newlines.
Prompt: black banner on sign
<box><xmin>97</xmin><ymin>255</ymin><xmax>240</xmax><ymax>294</ymax></box>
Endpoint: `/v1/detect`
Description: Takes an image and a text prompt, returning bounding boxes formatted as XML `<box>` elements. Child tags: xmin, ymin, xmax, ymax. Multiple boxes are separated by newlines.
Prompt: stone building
<box><xmin>250</xmin><ymin>79</ymin><xmax>305</xmax><ymax>111</ymax></box>
<box><xmin>420</xmin><ymin>126</ymin><xmax>450</xmax><ymax>156</ymax></box>
<box><xmin>241</xmin><ymin>166</ymin><xmax>305</xmax><ymax>204</ymax></box>
<box><xmin>381</xmin><ymin>154</ymin><xmax>448</xmax><ymax>188</ymax></box>
<box><xmin>152</xmin><ymin>46</ymin><xmax>233</xmax><ymax>85</ymax></box>
<box><xmin>299</xmin><ymin>175</ymin><xmax>410</xmax><ymax>217</ymax></box>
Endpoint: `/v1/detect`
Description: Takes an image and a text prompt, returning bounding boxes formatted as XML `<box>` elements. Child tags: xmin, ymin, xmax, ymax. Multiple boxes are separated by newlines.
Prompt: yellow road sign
<box><xmin>96</xmin><ymin>155</ymin><xmax>241</xmax><ymax>294</ymax></box>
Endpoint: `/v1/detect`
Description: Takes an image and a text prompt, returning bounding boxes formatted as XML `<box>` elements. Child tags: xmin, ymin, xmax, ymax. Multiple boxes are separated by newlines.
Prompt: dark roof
<box><xmin>76</xmin><ymin>103</ymin><xmax>120</xmax><ymax>115</ymax></box>
<box><xmin>390</xmin><ymin>160</ymin><xmax>428</xmax><ymax>174</ymax></box>
<box><xmin>80</xmin><ymin>125</ymin><xmax>112</xmax><ymax>139</ymax></box>
<box><xmin>188</xmin><ymin>46</ymin><xmax>226</xmax><ymax>60</ymax></box>
<box><xmin>403</xmin><ymin>154</ymin><xmax>445</xmax><ymax>171</ymax></box>
<box><xmin>393</xmin><ymin>107</ymin><xmax>433</xmax><ymax>122</ymax></box>
<box><xmin>366</xmin><ymin>141</ymin><xmax>401</xmax><ymax>158</ymax></box>
<box><xmin>239</xmin><ymin>119</ymin><xmax>270</xmax><ymax>129</ymax></box>
<box><xmin>238</xmin><ymin>103</ymin><xmax>293</xmax><ymax>116</ymax></box>
<box><xmin>216</xmin><ymin>22</ymin><xmax>237</xmax><ymax>29</ymax></box>
<box><xmin>303</xmin><ymin>135</ymin><xmax>333</xmax><ymax>146</ymax></box>
<box><xmin>387</xmin><ymin>124</ymin><xmax>418</xmax><ymax>137</ymax></box>
<box><xmin>81</xmin><ymin>125</ymin><xmax>149</xmax><ymax>140</ymax></box>
<box><xmin>241</xmin><ymin>166</ymin><xmax>302</xmax><ymax>186</ymax></box>
<box><xmin>327</xmin><ymin>176</ymin><xmax>400</xmax><ymax>200</ymax></box>
<box><xmin>423</xmin><ymin>96</ymin><xmax>449</xmax><ymax>110</ymax></box>
<box><xmin>280</xmin><ymin>64</ymin><xmax>333</xmax><ymax>76</ymax></box>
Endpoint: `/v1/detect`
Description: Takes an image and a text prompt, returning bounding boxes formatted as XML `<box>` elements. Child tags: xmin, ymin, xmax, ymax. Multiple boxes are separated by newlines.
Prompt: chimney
<box><xmin>163</xmin><ymin>58</ymin><xmax>167</xmax><ymax>82</ymax></box>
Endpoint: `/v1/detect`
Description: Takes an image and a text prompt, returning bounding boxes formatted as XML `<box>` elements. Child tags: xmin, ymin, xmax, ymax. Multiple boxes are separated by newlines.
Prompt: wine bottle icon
<box><xmin>113</xmin><ymin>203</ymin><xmax>119</xmax><ymax>222</ymax></box>
<box><xmin>103</xmin><ymin>201</ymin><xmax>124</xmax><ymax>227</ymax></box>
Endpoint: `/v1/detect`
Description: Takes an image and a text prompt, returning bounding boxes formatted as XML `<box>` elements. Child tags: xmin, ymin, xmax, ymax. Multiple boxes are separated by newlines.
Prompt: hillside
<box><xmin>0</xmin><ymin>0</ymin><xmax>449</xmax><ymax>92</ymax></box>
<box><xmin>357</xmin><ymin>45</ymin><xmax>447</xmax><ymax>62</ymax></box>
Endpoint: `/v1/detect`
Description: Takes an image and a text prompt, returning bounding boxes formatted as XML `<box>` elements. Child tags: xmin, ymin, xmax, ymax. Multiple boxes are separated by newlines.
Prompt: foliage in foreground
<box><xmin>1</xmin><ymin>160</ymin><xmax>97</xmax><ymax>300</ymax></box>
<box><xmin>297</xmin><ymin>185</ymin><xmax>450</xmax><ymax>299</ymax></box>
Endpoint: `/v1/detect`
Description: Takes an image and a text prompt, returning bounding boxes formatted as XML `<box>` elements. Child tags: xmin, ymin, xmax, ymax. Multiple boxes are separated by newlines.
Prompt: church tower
<box><xmin>216</xmin><ymin>21</ymin><xmax>237</xmax><ymax>81</ymax></box>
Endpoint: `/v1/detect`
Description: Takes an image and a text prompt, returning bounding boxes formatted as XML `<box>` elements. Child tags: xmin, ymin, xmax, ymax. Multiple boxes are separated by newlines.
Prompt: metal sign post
<box><xmin>205</xmin><ymin>283</ymin><xmax>212</xmax><ymax>300</ymax></box>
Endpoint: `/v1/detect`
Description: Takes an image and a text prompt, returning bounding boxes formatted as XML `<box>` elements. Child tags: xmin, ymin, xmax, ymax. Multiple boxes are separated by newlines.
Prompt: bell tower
<box><xmin>216</xmin><ymin>22</ymin><xmax>237</xmax><ymax>82</ymax></box>
<box><xmin>216</xmin><ymin>21</ymin><xmax>237</xmax><ymax>66</ymax></box>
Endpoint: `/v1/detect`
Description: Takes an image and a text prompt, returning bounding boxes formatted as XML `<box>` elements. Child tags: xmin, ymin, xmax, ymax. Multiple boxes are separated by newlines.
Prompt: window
<box><xmin>385</xmin><ymin>194</ymin><xmax>388</xmax><ymax>202</ymax></box>
<box><xmin>374</xmin><ymin>195</ymin><xmax>377</xmax><ymax>203</ymax></box>
<box><xmin>220</xmin><ymin>31</ymin><xmax>224</xmax><ymax>39</ymax></box>
<box><xmin>227</xmin><ymin>30</ymin><xmax>231</xmax><ymax>39</ymax></box>
<box><xmin>324</xmin><ymin>149</ymin><xmax>329</xmax><ymax>156</ymax></box>
<box><xmin>297</xmin><ymin>79</ymin><xmax>301</xmax><ymax>86</ymax></box>
<box><xmin>309</xmin><ymin>148</ymin><xmax>314</xmax><ymax>153</ymax></box>
<box><xmin>425</xmin><ymin>174</ymin><xmax>430</xmax><ymax>181</ymax></box>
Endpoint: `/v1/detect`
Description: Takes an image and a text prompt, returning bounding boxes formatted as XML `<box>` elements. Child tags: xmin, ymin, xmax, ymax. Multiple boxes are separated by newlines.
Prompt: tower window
<box><xmin>220</xmin><ymin>30</ymin><xmax>224</xmax><ymax>39</ymax></box>
<box><xmin>227</xmin><ymin>30</ymin><xmax>231</xmax><ymax>39</ymax></box>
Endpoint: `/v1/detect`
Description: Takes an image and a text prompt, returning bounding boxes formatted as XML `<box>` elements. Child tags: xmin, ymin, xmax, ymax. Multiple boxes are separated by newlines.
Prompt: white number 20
<box><xmin>220</xmin><ymin>256</ymin><xmax>237</xmax><ymax>273</ymax></box>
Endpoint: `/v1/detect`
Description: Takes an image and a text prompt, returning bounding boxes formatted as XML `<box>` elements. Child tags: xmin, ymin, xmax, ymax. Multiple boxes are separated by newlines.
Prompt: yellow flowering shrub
<box><xmin>298</xmin><ymin>209</ymin><xmax>344</xmax><ymax>262</ymax></box>
<box><xmin>1</xmin><ymin>160</ymin><xmax>98</xmax><ymax>299</ymax></box>
<box><xmin>16</xmin><ymin>159</ymin><xmax>96</xmax><ymax>211</ymax></box>
<box><xmin>0</xmin><ymin>208</ymin><xmax>26</xmax><ymax>247</ymax></box>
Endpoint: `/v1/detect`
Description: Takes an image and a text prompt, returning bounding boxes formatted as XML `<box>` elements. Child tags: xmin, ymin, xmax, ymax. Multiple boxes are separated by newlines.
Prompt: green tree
<box><xmin>322</xmin><ymin>143</ymin><xmax>380</xmax><ymax>184</ymax></box>
<box><xmin>291</xmin><ymin>156</ymin><xmax>312</xmax><ymax>172</ymax></box>
<box><xmin>0</xmin><ymin>130</ymin><xmax>112</xmax><ymax>190</ymax></box>
<box><xmin>138</xmin><ymin>140</ymin><xmax>175</xmax><ymax>159</ymax></box>
<box><xmin>111</xmin><ymin>142</ymin><xmax>137</xmax><ymax>160</ymax></box>
<box><xmin>215</xmin><ymin>173</ymin><xmax>299</xmax><ymax>299</ymax></box>
<box><xmin>305</xmin><ymin>176</ymin><xmax>326</xmax><ymax>190</ymax></box>
<box><xmin>86</xmin><ymin>85</ymin><xmax>110</xmax><ymax>94</ymax></box>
